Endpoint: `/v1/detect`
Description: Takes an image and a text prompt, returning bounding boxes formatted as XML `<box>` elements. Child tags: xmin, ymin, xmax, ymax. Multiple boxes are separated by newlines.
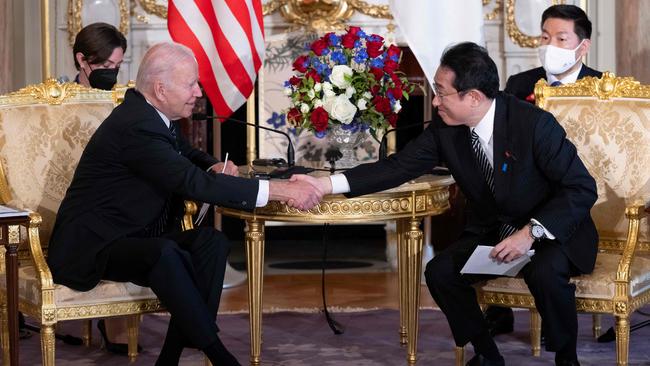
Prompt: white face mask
<box><xmin>538</xmin><ymin>40</ymin><xmax>585</xmax><ymax>75</ymax></box>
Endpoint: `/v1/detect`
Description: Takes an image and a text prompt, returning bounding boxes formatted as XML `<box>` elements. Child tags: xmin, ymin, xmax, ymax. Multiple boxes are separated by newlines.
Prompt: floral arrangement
<box><xmin>283</xmin><ymin>27</ymin><xmax>414</xmax><ymax>139</ymax></box>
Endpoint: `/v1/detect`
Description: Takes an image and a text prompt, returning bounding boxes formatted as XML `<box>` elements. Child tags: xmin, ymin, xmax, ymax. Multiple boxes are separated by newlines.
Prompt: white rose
<box><xmin>324</xmin><ymin>88</ymin><xmax>336</xmax><ymax>98</ymax></box>
<box><xmin>330</xmin><ymin>65</ymin><xmax>353</xmax><ymax>89</ymax></box>
<box><xmin>322</xmin><ymin>81</ymin><xmax>333</xmax><ymax>91</ymax></box>
<box><xmin>313</xmin><ymin>98</ymin><xmax>323</xmax><ymax>108</ymax></box>
<box><xmin>393</xmin><ymin>100</ymin><xmax>402</xmax><ymax>113</ymax></box>
<box><xmin>345</xmin><ymin>86</ymin><xmax>356</xmax><ymax>98</ymax></box>
<box><xmin>329</xmin><ymin>94</ymin><xmax>357</xmax><ymax>124</ymax></box>
<box><xmin>284</xmin><ymin>87</ymin><xmax>292</xmax><ymax>96</ymax></box>
<box><xmin>362</xmin><ymin>91</ymin><xmax>372</xmax><ymax>99</ymax></box>
<box><xmin>357</xmin><ymin>99</ymin><xmax>368</xmax><ymax>111</ymax></box>
<box><xmin>300</xmin><ymin>103</ymin><xmax>310</xmax><ymax>114</ymax></box>
<box><xmin>314</xmin><ymin>82</ymin><xmax>322</xmax><ymax>92</ymax></box>
<box><xmin>307</xmin><ymin>89</ymin><xmax>315</xmax><ymax>100</ymax></box>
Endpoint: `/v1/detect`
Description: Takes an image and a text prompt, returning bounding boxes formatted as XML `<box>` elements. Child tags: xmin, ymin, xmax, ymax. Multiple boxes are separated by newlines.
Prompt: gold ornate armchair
<box><xmin>0</xmin><ymin>80</ymin><xmax>195</xmax><ymax>364</ymax></box>
<box><xmin>456</xmin><ymin>73</ymin><xmax>650</xmax><ymax>366</ymax></box>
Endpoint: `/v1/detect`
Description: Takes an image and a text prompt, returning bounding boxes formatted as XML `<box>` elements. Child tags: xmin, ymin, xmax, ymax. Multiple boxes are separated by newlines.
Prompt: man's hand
<box><xmin>268</xmin><ymin>179</ymin><xmax>324</xmax><ymax>211</ymax></box>
<box><xmin>289</xmin><ymin>174</ymin><xmax>332</xmax><ymax>196</ymax></box>
<box><xmin>210</xmin><ymin>161</ymin><xmax>239</xmax><ymax>176</ymax></box>
<box><xmin>489</xmin><ymin>227</ymin><xmax>534</xmax><ymax>263</ymax></box>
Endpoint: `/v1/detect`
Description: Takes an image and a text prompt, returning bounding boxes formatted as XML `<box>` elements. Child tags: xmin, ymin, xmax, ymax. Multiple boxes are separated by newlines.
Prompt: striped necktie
<box><xmin>471</xmin><ymin>130</ymin><xmax>517</xmax><ymax>240</ymax></box>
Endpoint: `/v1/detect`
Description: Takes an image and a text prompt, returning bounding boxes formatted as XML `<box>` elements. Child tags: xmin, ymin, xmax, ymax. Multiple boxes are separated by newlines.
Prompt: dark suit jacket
<box><xmin>343</xmin><ymin>93</ymin><xmax>598</xmax><ymax>273</ymax></box>
<box><xmin>48</xmin><ymin>89</ymin><xmax>260</xmax><ymax>291</ymax></box>
<box><xmin>504</xmin><ymin>64</ymin><xmax>602</xmax><ymax>101</ymax></box>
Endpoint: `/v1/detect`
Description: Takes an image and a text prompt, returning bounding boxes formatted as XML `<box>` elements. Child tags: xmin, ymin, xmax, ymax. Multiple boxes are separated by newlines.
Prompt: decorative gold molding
<box><xmin>505</xmin><ymin>0</ymin><xmax>564</xmax><ymax>48</ymax></box>
<box><xmin>67</xmin><ymin>0</ymin><xmax>130</xmax><ymax>46</ymax></box>
<box><xmin>0</xmin><ymin>79</ymin><xmax>128</xmax><ymax>107</ymax></box>
<box><xmin>484</xmin><ymin>0</ymin><xmax>502</xmax><ymax>21</ymax></box>
<box><xmin>534</xmin><ymin>72</ymin><xmax>650</xmax><ymax>109</ymax></box>
<box><xmin>136</xmin><ymin>0</ymin><xmax>167</xmax><ymax>19</ymax></box>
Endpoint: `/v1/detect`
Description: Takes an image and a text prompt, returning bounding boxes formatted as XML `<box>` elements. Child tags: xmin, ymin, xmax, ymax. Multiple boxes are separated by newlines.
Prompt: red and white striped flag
<box><xmin>168</xmin><ymin>0</ymin><xmax>265</xmax><ymax>117</ymax></box>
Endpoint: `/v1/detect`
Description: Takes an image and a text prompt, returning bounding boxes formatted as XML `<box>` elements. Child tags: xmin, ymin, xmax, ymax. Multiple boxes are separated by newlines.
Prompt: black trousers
<box><xmin>99</xmin><ymin>227</ymin><xmax>230</xmax><ymax>350</ymax></box>
<box><xmin>424</xmin><ymin>231</ymin><xmax>579</xmax><ymax>352</ymax></box>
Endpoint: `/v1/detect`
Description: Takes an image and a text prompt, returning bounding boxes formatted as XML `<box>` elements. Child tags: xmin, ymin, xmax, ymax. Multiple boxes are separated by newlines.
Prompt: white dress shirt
<box><xmin>329</xmin><ymin>98</ymin><xmax>554</xmax><ymax>239</ymax></box>
<box><xmin>146</xmin><ymin>99</ymin><xmax>269</xmax><ymax>207</ymax></box>
<box><xmin>546</xmin><ymin>64</ymin><xmax>582</xmax><ymax>86</ymax></box>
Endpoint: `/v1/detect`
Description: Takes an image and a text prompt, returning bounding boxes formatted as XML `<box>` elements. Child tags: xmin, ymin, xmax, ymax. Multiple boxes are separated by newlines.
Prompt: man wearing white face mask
<box><xmin>504</xmin><ymin>4</ymin><xmax>602</xmax><ymax>103</ymax></box>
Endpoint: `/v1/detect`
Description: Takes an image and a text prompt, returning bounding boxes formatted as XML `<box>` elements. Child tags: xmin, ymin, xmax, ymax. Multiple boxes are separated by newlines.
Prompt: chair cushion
<box><xmin>0</xmin><ymin>265</ymin><xmax>158</xmax><ymax>306</ymax></box>
<box><xmin>479</xmin><ymin>253</ymin><xmax>650</xmax><ymax>299</ymax></box>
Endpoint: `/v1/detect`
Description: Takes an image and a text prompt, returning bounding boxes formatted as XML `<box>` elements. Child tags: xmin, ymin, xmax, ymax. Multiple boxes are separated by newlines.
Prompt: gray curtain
<box><xmin>0</xmin><ymin>0</ymin><xmax>12</xmax><ymax>94</ymax></box>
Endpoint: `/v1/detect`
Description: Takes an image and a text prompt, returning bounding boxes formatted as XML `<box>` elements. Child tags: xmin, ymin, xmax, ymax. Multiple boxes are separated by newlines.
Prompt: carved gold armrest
<box><xmin>614</xmin><ymin>203</ymin><xmax>647</xmax><ymax>285</ymax></box>
<box><xmin>25</xmin><ymin>212</ymin><xmax>55</xmax><ymax>291</ymax></box>
<box><xmin>181</xmin><ymin>200</ymin><xmax>198</xmax><ymax>232</ymax></box>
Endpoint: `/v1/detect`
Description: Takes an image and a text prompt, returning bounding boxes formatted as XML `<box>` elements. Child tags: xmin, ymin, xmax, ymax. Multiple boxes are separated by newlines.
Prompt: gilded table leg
<box><xmin>592</xmin><ymin>313</ymin><xmax>602</xmax><ymax>338</ymax></box>
<box><xmin>0</xmin><ymin>301</ymin><xmax>9</xmax><ymax>365</ymax></box>
<box><xmin>455</xmin><ymin>346</ymin><xmax>464</xmax><ymax>366</ymax></box>
<box><xmin>245</xmin><ymin>219</ymin><xmax>265</xmax><ymax>366</ymax></box>
<box><xmin>82</xmin><ymin>320</ymin><xmax>92</xmax><ymax>347</ymax></box>
<box><xmin>615</xmin><ymin>315</ymin><xmax>630</xmax><ymax>366</ymax></box>
<box><xmin>127</xmin><ymin>314</ymin><xmax>140</xmax><ymax>362</ymax></box>
<box><xmin>530</xmin><ymin>309</ymin><xmax>541</xmax><ymax>356</ymax></box>
<box><xmin>396</xmin><ymin>218</ymin><xmax>408</xmax><ymax>345</ymax></box>
<box><xmin>404</xmin><ymin>217</ymin><xmax>423</xmax><ymax>364</ymax></box>
<box><xmin>41</xmin><ymin>323</ymin><xmax>55</xmax><ymax>366</ymax></box>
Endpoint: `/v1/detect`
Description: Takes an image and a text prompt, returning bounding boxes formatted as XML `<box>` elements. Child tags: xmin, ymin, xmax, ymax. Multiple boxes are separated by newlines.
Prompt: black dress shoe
<box><xmin>484</xmin><ymin>306</ymin><xmax>514</xmax><ymax>336</ymax></box>
<box><xmin>97</xmin><ymin>319</ymin><xmax>143</xmax><ymax>356</ymax></box>
<box><xmin>555</xmin><ymin>358</ymin><xmax>580</xmax><ymax>366</ymax></box>
<box><xmin>466</xmin><ymin>354</ymin><xmax>506</xmax><ymax>366</ymax></box>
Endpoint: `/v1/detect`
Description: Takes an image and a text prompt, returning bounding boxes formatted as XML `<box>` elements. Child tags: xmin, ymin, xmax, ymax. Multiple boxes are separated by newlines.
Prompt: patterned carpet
<box><xmin>17</xmin><ymin>307</ymin><xmax>650</xmax><ymax>365</ymax></box>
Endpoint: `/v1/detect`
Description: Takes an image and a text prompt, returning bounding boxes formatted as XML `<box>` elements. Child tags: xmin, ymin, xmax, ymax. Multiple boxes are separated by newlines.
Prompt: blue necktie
<box><xmin>550</xmin><ymin>81</ymin><xmax>562</xmax><ymax>87</ymax></box>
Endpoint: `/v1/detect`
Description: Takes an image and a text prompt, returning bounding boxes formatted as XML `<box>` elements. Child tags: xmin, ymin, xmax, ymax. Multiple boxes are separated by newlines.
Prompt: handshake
<box><xmin>268</xmin><ymin>174</ymin><xmax>333</xmax><ymax>211</ymax></box>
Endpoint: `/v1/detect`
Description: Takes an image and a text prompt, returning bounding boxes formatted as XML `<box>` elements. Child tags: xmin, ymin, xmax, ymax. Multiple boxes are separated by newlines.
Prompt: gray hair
<box><xmin>136</xmin><ymin>42</ymin><xmax>197</xmax><ymax>93</ymax></box>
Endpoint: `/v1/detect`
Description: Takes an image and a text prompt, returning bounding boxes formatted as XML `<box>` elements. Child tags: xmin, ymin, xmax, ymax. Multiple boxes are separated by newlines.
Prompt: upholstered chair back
<box><xmin>535</xmin><ymin>72</ymin><xmax>650</xmax><ymax>249</ymax></box>
<box><xmin>0</xmin><ymin>80</ymin><xmax>127</xmax><ymax>250</ymax></box>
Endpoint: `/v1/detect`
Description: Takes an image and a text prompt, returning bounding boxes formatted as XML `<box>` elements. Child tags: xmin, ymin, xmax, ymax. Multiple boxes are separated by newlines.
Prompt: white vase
<box><xmin>327</xmin><ymin>123</ymin><xmax>369</xmax><ymax>169</ymax></box>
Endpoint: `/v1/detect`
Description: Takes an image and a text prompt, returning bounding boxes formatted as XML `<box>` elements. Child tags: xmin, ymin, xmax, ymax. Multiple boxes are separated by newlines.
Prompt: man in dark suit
<box><xmin>295</xmin><ymin>42</ymin><xmax>597</xmax><ymax>366</ymax></box>
<box><xmin>490</xmin><ymin>4</ymin><xmax>602</xmax><ymax>337</ymax></box>
<box><xmin>505</xmin><ymin>4</ymin><xmax>602</xmax><ymax>103</ymax></box>
<box><xmin>47</xmin><ymin>42</ymin><xmax>322</xmax><ymax>366</ymax></box>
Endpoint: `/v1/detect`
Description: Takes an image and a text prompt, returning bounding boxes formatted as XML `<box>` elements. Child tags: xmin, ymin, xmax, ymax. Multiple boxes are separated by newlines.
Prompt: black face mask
<box><xmin>86</xmin><ymin>67</ymin><xmax>119</xmax><ymax>90</ymax></box>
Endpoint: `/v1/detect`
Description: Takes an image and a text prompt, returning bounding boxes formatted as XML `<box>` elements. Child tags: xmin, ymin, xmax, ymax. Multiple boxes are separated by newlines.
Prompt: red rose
<box><xmin>387</xmin><ymin>45</ymin><xmax>401</xmax><ymax>59</ymax></box>
<box><xmin>348</xmin><ymin>26</ymin><xmax>361</xmax><ymax>37</ymax></box>
<box><xmin>389</xmin><ymin>86</ymin><xmax>403</xmax><ymax>100</ymax></box>
<box><xmin>383</xmin><ymin>60</ymin><xmax>398</xmax><ymax>73</ymax></box>
<box><xmin>388</xmin><ymin>113</ymin><xmax>399</xmax><ymax>128</ymax></box>
<box><xmin>372</xmin><ymin>96</ymin><xmax>391</xmax><ymax>115</ymax></box>
<box><xmin>289</xmin><ymin>76</ymin><xmax>302</xmax><ymax>86</ymax></box>
<box><xmin>371</xmin><ymin>85</ymin><xmax>381</xmax><ymax>96</ymax></box>
<box><xmin>341</xmin><ymin>33</ymin><xmax>356</xmax><ymax>49</ymax></box>
<box><xmin>292</xmin><ymin>55</ymin><xmax>309</xmax><ymax>73</ymax></box>
<box><xmin>369</xmin><ymin>67</ymin><xmax>384</xmax><ymax>81</ymax></box>
<box><xmin>366</xmin><ymin>40</ymin><xmax>383</xmax><ymax>58</ymax></box>
<box><xmin>390</xmin><ymin>73</ymin><xmax>403</xmax><ymax>88</ymax></box>
<box><xmin>310</xmin><ymin>107</ymin><xmax>329</xmax><ymax>132</ymax></box>
<box><xmin>311</xmin><ymin>39</ymin><xmax>329</xmax><ymax>56</ymax></box>
<box><xmin>286</xmin><ymin>108</ymin><xmax>302</xmax><ymax>126</ymax></box>
<box><xmin>305</xmin><ymin>69</ymin><xmax>321</xmax><ymax>83</ymax></box>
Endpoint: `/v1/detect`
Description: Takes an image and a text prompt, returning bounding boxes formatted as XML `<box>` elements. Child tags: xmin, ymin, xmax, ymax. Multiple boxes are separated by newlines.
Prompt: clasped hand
<box><xmin>489</xmin><ymin>227</ymin><xmax>534</xmax><ymax>263</ymax></box>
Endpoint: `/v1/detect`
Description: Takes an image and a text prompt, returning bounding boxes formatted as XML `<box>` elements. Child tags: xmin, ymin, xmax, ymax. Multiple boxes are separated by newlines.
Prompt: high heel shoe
<box><xmin>97</xmin><ymin>319</ymin><xmax>143</xmax><ymax>356</ymax></box>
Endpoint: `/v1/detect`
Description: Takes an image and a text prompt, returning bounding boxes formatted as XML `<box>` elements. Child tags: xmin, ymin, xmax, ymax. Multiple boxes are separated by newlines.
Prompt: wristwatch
<box><xmin>529</xmin><ymin>222</ymin><xmax>546</xmax><ymax>241</ymax></box>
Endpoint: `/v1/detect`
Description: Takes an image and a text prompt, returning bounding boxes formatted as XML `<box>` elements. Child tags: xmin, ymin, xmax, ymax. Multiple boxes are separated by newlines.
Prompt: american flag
<box><xmin>168</xmin><ymin>0</ymin><xmax>265</xmax><ymax>117</ymax></box>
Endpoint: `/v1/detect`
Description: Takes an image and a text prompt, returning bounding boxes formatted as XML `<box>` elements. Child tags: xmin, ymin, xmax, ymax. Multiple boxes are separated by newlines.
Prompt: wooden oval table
<box><xmin>219</xmin><ymin>174</ymin><xmax>455</xmax><ymax>365</ymax></box>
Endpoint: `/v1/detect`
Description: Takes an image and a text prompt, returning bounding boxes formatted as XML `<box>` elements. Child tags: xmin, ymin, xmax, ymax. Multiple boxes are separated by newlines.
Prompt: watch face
<box><xmin>532</xmin><ymin>224</ymin><xmax>545</xmax><ymax>239</ymax></box>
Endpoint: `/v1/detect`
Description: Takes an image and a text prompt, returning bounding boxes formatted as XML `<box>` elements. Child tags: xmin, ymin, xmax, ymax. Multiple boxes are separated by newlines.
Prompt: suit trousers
<box><xmin>99</xmin><ymin>227</ymin><xmax>230</xmax><ymax>350</ymax></box>
<box><xmin>424</xmin><ymin>232</ymin><xmax>579</xmax><ymax>353</ymax></box>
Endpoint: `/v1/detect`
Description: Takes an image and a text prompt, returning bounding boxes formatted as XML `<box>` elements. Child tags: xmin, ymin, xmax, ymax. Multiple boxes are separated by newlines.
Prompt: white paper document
<box><xmin>0</xmin><ymin>205</ymin><xmax>29</xmax><ymax>218</ymax></box>
<box><xmin>460</xmin><ymin>245</ymin><xmax>535</xmax><ymax>277</ymax></box>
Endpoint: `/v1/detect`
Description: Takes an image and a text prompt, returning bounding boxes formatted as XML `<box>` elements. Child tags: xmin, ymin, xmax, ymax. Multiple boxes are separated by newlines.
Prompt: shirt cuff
<box><xmin>329</xmin><ymin>174</ymin><xmax>351</xmax><ymax>194</ymax></box>
<box><xmin>256</xmin><ymin>179</ymin><xmax>269</xmax><ymax>207</ymax></box>
<box><xmin>531</xmin><ymin>218</ymin><xmax>556</xmax><ymax>240</ymax></box>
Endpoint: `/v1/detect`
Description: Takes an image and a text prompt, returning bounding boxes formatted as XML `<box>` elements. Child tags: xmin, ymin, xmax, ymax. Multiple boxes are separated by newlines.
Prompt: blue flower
<box><xmin>357</xmin><ymin>30</ymin><xmax>367</xmax><ymax>39</ymax></box>
<box><xmin>331</xmin><ymin>51</ymin><xmax>347</xmax><ymax>65</ymax></box>
<box><xmin>353</xmin><ymin>49</ymin><xmax>368</xmax><ymax>63</ymax></box>
<box><xmin>328</xmin><ymin>33</ymin><xmax>341</xmax><ymax>46</ymax></box>
<box><xmin>370</xmin><ymin>58</ymin><xmax>384</xmax><ymax>69</ymax></box>
<box><xmin>283</xmin><ymin>81</ymin><xmax>291</xmax><ymax>88</ymax></box>
<box><xmin>354</xmin><ymin>40</ymin><xmax>362</xmax><ymax>49</ymax></box>
<box><xmin>266</xmin><ymin>112</ymin><xmax>286</xmax><ymax>129</ymax></box>
<box><xmin>314</xmin><ymin>130</ymin><xmax>327</xmax><ymax>139</ymax></box>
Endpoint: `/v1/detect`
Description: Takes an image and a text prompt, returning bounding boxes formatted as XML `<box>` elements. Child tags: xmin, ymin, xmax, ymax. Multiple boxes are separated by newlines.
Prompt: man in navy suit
<box><xmin>48</xmin><ymin>42</ymin><xmax>322</xmax><ymax>366</ymax></box>
<box><xmin>505</xmin><ymin>4</ymin><xmax>601</xmax><ymax>103</ymax></box>
<box><xmin>489</xmin><ymin>4</ymin><xmax>602</xmax><ymax>338</ymax></box>
<box><xmin>295</xmin><ymin>42</ymin><xmax>597</xmax><ymax>366</ymax></box>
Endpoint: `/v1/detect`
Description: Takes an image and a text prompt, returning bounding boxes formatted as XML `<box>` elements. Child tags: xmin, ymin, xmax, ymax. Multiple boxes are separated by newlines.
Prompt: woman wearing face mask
<box><xmin>73</xmin><ymin>22</ymin><xmax>126</xmax><ymax>90</ymax></box>
<box><xmin>504</xmin><ymin>4</ymin><xmax>602</xmax><ymax>103</ymax></box>
<box><xmin>73</xmin><ymin>22</ymin><xmax>136</xmax><ymax>356</ymax></box>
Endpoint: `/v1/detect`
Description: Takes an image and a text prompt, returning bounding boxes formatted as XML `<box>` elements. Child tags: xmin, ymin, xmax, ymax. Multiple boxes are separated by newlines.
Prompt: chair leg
<box><xmin>530</xmin><ymin>309</ymin><xmax>541</xmax><ymax>357</ymax></box>
<box><xmin>592</xmin><ymin>314</ymin><xmax>602</xmax><ymax>338</ymax></box>
<box><xmin>614</xmin><ymin>315</ymin><xmax>630</xmax><ymax>366</ymax></box>
<box><xmin>204</xmin><ymin>356</ymin><xmax>213</xmax><ymax>366</ymax></box>
<box><xmin>126</xmin><ymin>315</ymin><xmax>140</xmax><ymax>363</ymax></box>
<box><xmin>0</xmin><ymin>302</ymin><xmax>9</xmax><ymax>365</ymax></box>
<box><xmin>455</xmin><ymin>346</ymin><xmax>464</xmax><ymax>366</ymax></box>
<box><xmin>82</xmin><ymin>319</ymin><xmax>92</xmax><ymax>347</ymax></box>
<box><xmin>41</xmin><ymin>323</ymin><xmax>56</xmax><ymax>366</ymax></box>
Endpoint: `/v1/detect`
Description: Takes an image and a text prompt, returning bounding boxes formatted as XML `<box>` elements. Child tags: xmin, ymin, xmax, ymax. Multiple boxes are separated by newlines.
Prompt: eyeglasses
<box><xmin>433</xmin><ymin>86</ymin><xmax>460</xmax><ymax>100</ymax></box>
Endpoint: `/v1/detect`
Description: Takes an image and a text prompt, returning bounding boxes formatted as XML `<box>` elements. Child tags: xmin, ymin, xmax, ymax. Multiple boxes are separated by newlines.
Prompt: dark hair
<box><xmin>439</xmin><ymin>42</ymin><xmax>499</xmax><ymax>99</ymax></box>
<box><xmin>73</xmin><ymin>22</ymin><xmax>127</xmax><ymax>70</ymax></box>
<box><xmin>541</xmin><ymin>4</ymin><xmax>592</xmax><ymax>40</ymax></box>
